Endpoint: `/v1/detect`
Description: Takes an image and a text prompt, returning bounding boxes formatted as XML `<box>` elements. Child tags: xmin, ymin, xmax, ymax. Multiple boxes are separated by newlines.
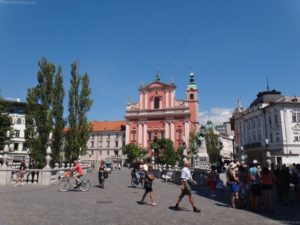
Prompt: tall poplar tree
<box><xmin>52</xmin><ymin>66</ymin><xmax>65</xmax><ymax>165</ymax></box>
<box><xmin>25</xmin><ymin>58</ymin><xmax>64</xmax><ymax>167</ymax></box>
<box><xmin>65</xmin><ymin>63</ymin><xmax>92</xmax><ymax>161</ymax></box>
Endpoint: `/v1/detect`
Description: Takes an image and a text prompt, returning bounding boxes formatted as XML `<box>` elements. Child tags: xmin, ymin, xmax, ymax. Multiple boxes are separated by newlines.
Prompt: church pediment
<box><xmin>140</xmin><ymin>81</ymin><xmax>175</xmax><ymax>92</ymax></box>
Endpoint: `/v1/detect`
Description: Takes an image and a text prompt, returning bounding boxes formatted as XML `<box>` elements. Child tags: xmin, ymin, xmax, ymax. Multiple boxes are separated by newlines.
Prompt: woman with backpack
<box><xmin>227</xmin><ymin>162</ymin><xmax>239</xmax><ymax>208</ymax></box>
<box><xmin>249</xmin><ymin>160</ymin><xmax>262</xmax><ymax>212</ymax></box>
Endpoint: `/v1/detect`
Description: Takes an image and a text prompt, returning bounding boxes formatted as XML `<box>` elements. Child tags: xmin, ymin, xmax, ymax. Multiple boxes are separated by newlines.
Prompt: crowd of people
<box><xmin>211</xmin><ymin>160</ymin><xmax>300</xmax><ymax>213</ymax></box>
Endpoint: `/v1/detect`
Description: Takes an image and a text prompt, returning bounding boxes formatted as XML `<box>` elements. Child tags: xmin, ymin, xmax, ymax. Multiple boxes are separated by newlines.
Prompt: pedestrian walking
<box><xmin>173</xmin><ymin>161</ymin><xmax>201</xmax><ymax>213</ymax></box>
<box><xmin>226</xmin><ymin>162</ymin><xmax>239</xmax><ymax>208</ymax></box>
<box><xmin>261</xmin><ymin>165</ymin><xmax>274</xmax><ymax>213</ymax></box>
<box><xmin>15</xmin><ymin>159</ymin><xmax>26</xmax><ymax>187</ymax></box>
<box><xmin>139</xmin><ymin>164</ymin><xmax>156</xmax><ymax>206</ymax></box>
<box><xmin>98</xmin><ymin>160</ymin><xmax>106</xmax><ymax>188</ymax></box>
<box><xmin>207</xmin><ymin>165</ymin><xmax>219</xmax><ymax>197</ymax></box>
<box><xmin>249</xmin><ymin>160</ymin><xmax>262</xmax><ymax>212</ymax></box>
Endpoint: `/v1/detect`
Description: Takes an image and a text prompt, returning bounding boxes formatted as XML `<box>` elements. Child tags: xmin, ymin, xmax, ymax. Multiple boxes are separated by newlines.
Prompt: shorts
<box><xmin>229</xmin><ymin>182</ymin><xmax>238</xmax><ymax>193</ymax></box>
<box><xmin>144</xmin><ymin>182</ymin><xmax>153</xmax><ymax>192</ymax></box>
<box><xmin>181</xmin><ymin>182</ymin><xmax>192</xmax><ymax>196</ymax></box>
<box><xmin>251</xmin><ymin>183</ymin><xmax>262</xmax><ymax>196</ymax></box>
<box><xmin>262</xmin><ymin>184</ymin><xmax>273</xmax><ymax>190</ymax></box>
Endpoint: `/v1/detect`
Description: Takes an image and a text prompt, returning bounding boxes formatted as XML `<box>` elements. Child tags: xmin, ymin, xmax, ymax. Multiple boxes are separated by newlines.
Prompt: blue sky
<box><xmin>1</xmin><ymin>0</ymin><xmax>300</xmax><ymax>124</ymax></box>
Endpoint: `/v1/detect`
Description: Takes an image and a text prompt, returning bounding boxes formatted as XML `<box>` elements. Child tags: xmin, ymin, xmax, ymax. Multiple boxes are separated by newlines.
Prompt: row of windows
<box><xmin>90</xmin><ymin>149</ymin><xmax>120</xmax><ymax>156</ymax></box>
<box><xmin>11</xmin><ymin>117</ymin><xmax>25</xmax><ymax>125</ymax></box>
<box><xmin>91</xmin><ymin>133</ymin><xmax>125</xmax><ymax>140</ymax></box>
<box><xmin>90</xmin><ymin>141</ymin><xmax>125</xmax><ymax>148</ymax></box>
<box><xmin>131</xmin><ymin>131</ymin><xmax>183</xmax><ymax>141</ymax></box>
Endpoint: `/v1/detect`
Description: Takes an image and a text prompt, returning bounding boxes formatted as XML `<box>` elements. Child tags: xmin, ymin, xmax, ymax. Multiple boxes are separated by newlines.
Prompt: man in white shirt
<box><xmin>173</xmin><ymin>161</ymin><xmax>201</xmax><ymax>213</ymax></box>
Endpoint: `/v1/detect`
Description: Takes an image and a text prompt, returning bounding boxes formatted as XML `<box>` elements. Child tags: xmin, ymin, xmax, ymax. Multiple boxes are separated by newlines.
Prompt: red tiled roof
<box><xmin>90</xmin><ymin>120</ymin><xmax>125</xmax><ymax>132</ymax></box>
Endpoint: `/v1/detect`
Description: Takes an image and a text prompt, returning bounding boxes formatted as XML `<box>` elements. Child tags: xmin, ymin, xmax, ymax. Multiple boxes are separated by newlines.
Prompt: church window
<box><xmin>148</xmin><ymin>132</ymin><xmax>152</xmax><ymax>141</ymax></box>
<box><xmin>154</xmin><ymin>97</ymin><xmax>160</xmax><ymax>109</ymax></box>
<box><xmin>190</xmin><ymin>93</ymin><xmax>194</xmax><ymax>100</ymax></box>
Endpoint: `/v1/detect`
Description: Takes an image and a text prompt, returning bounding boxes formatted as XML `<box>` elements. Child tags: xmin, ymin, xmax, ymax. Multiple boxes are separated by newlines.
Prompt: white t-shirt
<box><xmin>181</xmin><ymin>167</ymin><xmax>192</xmax><ymax>181</ymax></box>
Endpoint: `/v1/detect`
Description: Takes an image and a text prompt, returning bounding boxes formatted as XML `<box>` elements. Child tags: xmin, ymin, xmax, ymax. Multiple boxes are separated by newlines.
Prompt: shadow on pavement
<box><xmin>193</xmin><ymin>184</ymin><xmax>300</xmax><ymax>224</ymax></box>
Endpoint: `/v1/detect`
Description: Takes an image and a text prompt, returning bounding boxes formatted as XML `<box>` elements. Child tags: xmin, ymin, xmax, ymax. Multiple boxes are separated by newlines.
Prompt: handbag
<box><xmin>104</xmin><ymin>171</ymin><xmax>108</xmax><ymax>179</ymax></box>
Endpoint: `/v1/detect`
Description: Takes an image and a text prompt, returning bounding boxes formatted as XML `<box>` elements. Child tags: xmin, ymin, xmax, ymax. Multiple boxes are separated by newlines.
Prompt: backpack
<box><xmin>249</xmin><ymin>168</ymin><xmax>258</xmax><ymax>183</ymax></box>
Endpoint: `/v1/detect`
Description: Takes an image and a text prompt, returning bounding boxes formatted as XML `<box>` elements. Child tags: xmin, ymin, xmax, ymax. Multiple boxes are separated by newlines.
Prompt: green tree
<box><xmin>205</xmin><ymin>130</ymin><xmax>220</xmax><ymax>163</ymax></box>
<box><xmin>52</xmin><ymin>66</ymin><xmax>65</xmax><ymax>165</ymax></box>
<box><xmin>0</xmin><ymin>96</ymin><xmax>12</xmax><ymax>150</ymax></box>
<box><xmin>150</xmin><ymin>138</ymin><xmax>178</xmax><ymax>166</ymax></box>
<box><xmin>65</xmin><ymin>63</ymin><xmax>93</xmax><ymax>161</ymax></box>
<box><xmin>25</xmin><ymin>58</ymin><xmax>61</xmax><ymax>167</ymax></box>
<box><xmin>123</xmin><ymin>143</ymin><xmax>145</xmax><ymax>164</ymax></box>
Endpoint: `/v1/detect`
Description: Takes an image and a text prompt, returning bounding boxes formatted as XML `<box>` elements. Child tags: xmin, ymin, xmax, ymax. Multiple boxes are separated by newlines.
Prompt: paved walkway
<box><xmin>0</xmin><ymin>168</ymin><xmax>299</xmax><ymax>225</ymax></box>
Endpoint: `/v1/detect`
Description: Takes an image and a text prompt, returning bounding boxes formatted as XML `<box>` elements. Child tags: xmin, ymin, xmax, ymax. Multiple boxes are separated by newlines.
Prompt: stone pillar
<box><xmin>170</xmin><ymin>122</ymin><xmax>175</xmax><ymax>143</ymax></box>
<box><xmin>41</xmin><ymin>140</ymin><xmax>52</xmax><ymax>185</ymax></box>
<box><xmin>165</xmin><ymin>122</ymin><xmax>170</xmax><ymax>139</ymax></box>
<box><xmin>166</xmin><ymin>91</ymin><xmax>169</xmax><ymax>108</ymax></box>
<box><xmin>184</xmin><ymin>121</ymin><xmax>189</xmax><ymax>145</ymax></box>
<box><xmin>125</xmin><ymin>123</ymin><xmax>130</xmax><ymax>145</ymax></box>
<box><xmin>145</xmin><ymin>92</ymin><xmax>148</xmax><ymax>109</ymax></box>
<box><xmin>138</xmin><ymin>123</ymin><xmax>143</xmax><ymax>146</ymax></box>
<box><xmin>143</xmin><ymin>123</ymin><xmax>148</xmax><ymax>148</ymax></box>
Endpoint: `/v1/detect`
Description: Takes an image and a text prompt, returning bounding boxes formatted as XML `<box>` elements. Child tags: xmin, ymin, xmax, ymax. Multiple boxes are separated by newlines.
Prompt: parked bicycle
<box><xmin>58</xmin><ymin>170</ymin><xmax>91</xmax><ymax>192</ymax></box>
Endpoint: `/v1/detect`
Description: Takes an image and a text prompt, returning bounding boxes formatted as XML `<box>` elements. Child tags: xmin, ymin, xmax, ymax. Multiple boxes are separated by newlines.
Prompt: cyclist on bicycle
<box><xmin>73</xmin><ymin>160</ymin><xmax>84</xmax><ymax>187</ymax></box>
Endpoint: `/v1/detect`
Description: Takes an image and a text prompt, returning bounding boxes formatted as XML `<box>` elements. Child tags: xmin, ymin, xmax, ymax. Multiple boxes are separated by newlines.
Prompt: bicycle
<box><xmin>58</xmin><ymin>170</ymin><xmax>91</xmax><ymax>192</ymax></box>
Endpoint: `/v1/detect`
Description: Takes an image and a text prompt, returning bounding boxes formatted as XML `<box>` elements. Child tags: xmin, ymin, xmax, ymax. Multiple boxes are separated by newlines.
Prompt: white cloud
<box><xmin>0</xmin><ymin>0</ymin><xmax>36</xmax><ymax>5</ymax></box>
<box><xmin>199</xmin><ymin>107</ymin><xmax>233</xmax><ymax>125</ymax></box>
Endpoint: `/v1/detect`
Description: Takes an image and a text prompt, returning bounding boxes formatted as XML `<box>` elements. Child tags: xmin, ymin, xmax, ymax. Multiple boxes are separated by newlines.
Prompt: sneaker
<box><xmin>152</xmin><ymin>202</ymin><xmax>157</xmax><ymax>206</ymax></box>
<box><xmin>138</xmin><ymin>201</ymin><xmax>145</xmax><ymax>205</ymax></box>
<box><xmin>193</xmin><ymin>207</ymin><xmax>201</xmax><ymax>213</ymax></box>
<box><xmin>174</xmin><ymin>206</ymin><xmax>181</xmax><ymax>211</ymax></box>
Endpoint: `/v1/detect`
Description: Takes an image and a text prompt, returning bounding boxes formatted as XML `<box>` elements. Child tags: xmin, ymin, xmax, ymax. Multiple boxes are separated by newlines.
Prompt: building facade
<box><xmin>81</xmin><ymin>120</ymin><xmax>126</xmax><ymax>167</ymax></box>
<box><xmin>2</xmin><ymin>99</ymin><xmax>28</xmax><ymax>162</ymax></box>
<box><xmin>232</xmin><ymin>90</ymin><xmax>300</xmax><ymax>165</ymax></box>
<box><xmin>125</xmin><ymin>72</ymin><xmax>199</xmax><ymax>155</ymax></box>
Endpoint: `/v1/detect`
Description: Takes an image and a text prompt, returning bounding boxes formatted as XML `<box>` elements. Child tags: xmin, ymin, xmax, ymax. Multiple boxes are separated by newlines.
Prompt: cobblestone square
<box><xmin>0</xmin><ymin>168</ymin><xmax>299</xmax><ymax>225</ymax></box>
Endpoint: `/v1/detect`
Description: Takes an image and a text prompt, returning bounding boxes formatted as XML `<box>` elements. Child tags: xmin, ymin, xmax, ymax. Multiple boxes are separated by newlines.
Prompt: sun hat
<box><xmin>229</xmin><ymin>162</ymin><xmax>237</xmax><ymax>169</ymax></box>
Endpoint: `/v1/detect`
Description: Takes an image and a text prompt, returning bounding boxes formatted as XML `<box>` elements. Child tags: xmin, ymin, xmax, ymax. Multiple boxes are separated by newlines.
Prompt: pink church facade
<box><xmin>125</xmin><ymin>72</ymin><xmax>199</xmax><ymax>154</ymax></box>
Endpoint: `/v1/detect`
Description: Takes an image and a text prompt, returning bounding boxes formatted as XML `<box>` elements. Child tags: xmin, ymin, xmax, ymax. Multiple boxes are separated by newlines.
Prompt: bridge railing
<box><xmin>0</xmin><ymin>162</ymin><xmax>92</xmax><ymax>186</ymax></box>
<box><xmin>152</xmin><ymin>165</ymin><xmax>210</xmax><ymax>186</ymax></box>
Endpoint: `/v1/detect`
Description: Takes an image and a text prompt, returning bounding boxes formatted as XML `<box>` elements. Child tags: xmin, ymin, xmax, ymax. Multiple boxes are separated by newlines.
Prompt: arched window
<box><xmin>190</xmin><ymin>93</ymin><xmax>194</xmax><ymax>100</ymax></box>
<box><xmin>154</xmin><ymin>97</ymin><xmax>160</xmax><ymax>109</ymax></box>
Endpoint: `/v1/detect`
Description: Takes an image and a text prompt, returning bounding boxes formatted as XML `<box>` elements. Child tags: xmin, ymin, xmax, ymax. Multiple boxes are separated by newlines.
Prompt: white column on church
<box><xmin>138</xmin><ymin>123</ymin><xmax>143</xmax><ymax>146</ymax></box>
<box><xmin>170</xmin><ymin>121</ymin><xmax>175</xmax><ymax>143</ymax></box>
<box><xmin>165</xmin><ymin>122</ymin><xmax>169</xmax><ymax>139</ymax></box>
<box><xmin>143</xmin><ymin>123</ymin><xmax>148</xmax><ymax>148</ymax></box>
<box><xmin>171</xmin><ymin>90</ymin><xmax>175</xmax><ymax>107</ymax></box>
<box><xmin>166</xmin><ymin>91</ymin><xmax>169</xmax><ymax>108</ymax></box>
<box><xmin>125</xmin><ymin>124</ymin><xmax>130</xmax><ymax>144</ymax></box>
<box><xmin>184</xmin><ymin>121</ymin><xmax>189</xmax><ymax>145</ymax></box>
<box><xmin>139</xmin><ymin>93</ymin><xmax>143</xmax><ymax>109</ymax></box>
<box><xmin>145</xmin><ymin>92</ymin><xmax>148</xmax><ymax>109</ymax></box>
